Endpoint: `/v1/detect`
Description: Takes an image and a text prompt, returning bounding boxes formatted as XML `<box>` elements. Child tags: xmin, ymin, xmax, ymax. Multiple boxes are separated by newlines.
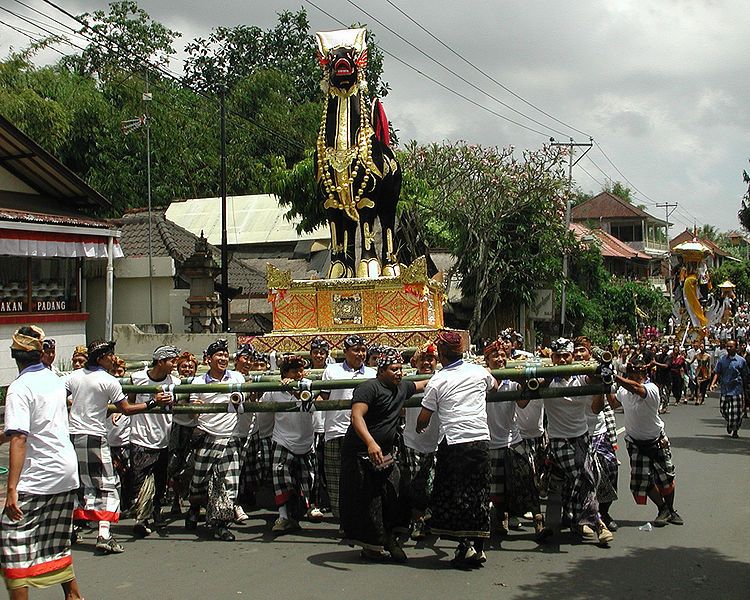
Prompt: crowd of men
<box><xmin>12</xmin><ymin>322</ymin><xmax>750</xmax><ymax>594</ymax></box>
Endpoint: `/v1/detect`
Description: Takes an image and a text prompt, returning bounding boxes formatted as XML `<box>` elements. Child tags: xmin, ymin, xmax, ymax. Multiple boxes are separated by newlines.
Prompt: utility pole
<box><xmin>144</xmin><ymin>71</ymin><xmax>154</xmax><ymax>326</ymax></box>
<box><xmin>550</xmin><ymin>137</ymin><xmax>593</xmax><ymax>336</ymax></box>
<box><xmin>220</xmin><ymin>89</ymin><xmax>229</xmax><ymax>332</ymax></box>
<box><xmin>657</xmin><ymin>202</ymin><xmax>678</xmax><ymax>301</ymax></box>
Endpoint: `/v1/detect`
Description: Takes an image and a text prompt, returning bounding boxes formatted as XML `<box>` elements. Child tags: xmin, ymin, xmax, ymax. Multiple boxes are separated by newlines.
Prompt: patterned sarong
<box><xmin>271</xmin><ymin>444</ymin><xmax>315</xmax><ymax>519</ymax></box>
<box><xmin>398</xmin><ymin>445</ymin><xmax>435</xmax><ymax>513</ymax></box>
<box><xmin>547</xmin><ymin>435</ymin><xmax>598</xmax><ymax>527</ymax></box>
<box><xmin>324</xmin><ymin>437</ymin><xmax>344</xmax><ymax>517</ymax></box>
<box><xmin>626</xmin><ymin>435</ymin><xmax>675</xmax><ymax>505</ymax></box>
<box><xmin>71</xmin><ymin>433</ymin><xmax>120</xmax><ymax>523</ymax></box>
<box><xmin>190</xmin><ymin>435</ymin><xmax>243</xmax><ymax>526</ymax></box>
<box><xmin>1</xmin><ymin>490</ymin><xmax>76</xmax><ymax>589</ymax></box>
<box><xmin>720</xmin><ymin>394</ymin><xmax>744</xmax><ymax>433</ymax></box>
<box><xmin>429</xmin><ymin>440</ymin><xmax>490</xmax><ymax>540</ymax></box>
<box><xmin>489</xmin><ymin>441</ymin><xmax>541</xmax><ymax>516</ymax></box>
<box><xmin>590</xmin><ymin>432</ymin><xmax>618</xmax><ymax>504</ymax></box>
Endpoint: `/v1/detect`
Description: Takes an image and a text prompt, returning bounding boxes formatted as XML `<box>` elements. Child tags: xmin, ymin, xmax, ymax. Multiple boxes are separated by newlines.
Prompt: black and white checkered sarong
<box><xmin>398</xmin><ymin>445</ymin><xmax>435</xmax><ymax>513</ymax></box>
<box><xmin>626</xmin><ymin>435</ymin><xmax>675</xmax><ymax>505</ymax></box>
<box><xmin>190</xmin><ymin>434</ymin><xmax>243</xmax><ymax>525</ymax></box>
<box><xmin>720</xmin><ymin>394</ymin><xmax>744</xmax><ymax>433</ymax></box>
<box><xmin>71</xmin><ymin>433</ymin><xmax>120</xmax><ymax>522</ymax></box>
<box><xmin>324</xmin><ymin>437</ymin><xmax>344</xmax><ymax>517</ymax></box>
<box><xmin>242</xmin><ymin>433</ymin><xmax>272</xmax><ymax>490</ymax></box>
<box><xmin>271</xmin><ymin>444</ymin><xmax>315</xmax><ymax>519</ymax></box>
<box><xmin>602</xmin><ymin>403</ymin><xmax>618</xmax><ymax>448</ymax></box>
<box><xmin>547</xmin><ymin>435</ymin><xmax>598</xmax><ymax>527</ymax></box>
<box><xmin>489</xmin><ymin>442</ymin><xmax>541</xmax><ymax>516</ymax></box>
<box><xmin>0</xmin><ymin>490</ymin><xmax>76</xmax><ymax>582</ymax></box>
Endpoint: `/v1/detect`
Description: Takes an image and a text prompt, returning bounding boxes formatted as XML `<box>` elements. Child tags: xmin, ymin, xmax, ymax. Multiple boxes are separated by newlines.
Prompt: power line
<box><xmin>344</xmin><ymin>0</ymin><xmax>571</xmax><ymax>138</ymax></box>
<box><xmin>11</xmin><ymin>0</ymin><xmax>89</xmax><ymax>40</ymax></box>
<box><xmin>303</xmin><ymin>0</ymin><xmax>552</xmax><ymax>138</ymax></box>
<box><xmin>0</xmin><ymin>18</ymin><xmax>66</xmax><ymax>56</ymax></box>
<box><xmin>383</xmin><ymin>0</ymin><xmax>591</xmax><ymax>139</ymax></box>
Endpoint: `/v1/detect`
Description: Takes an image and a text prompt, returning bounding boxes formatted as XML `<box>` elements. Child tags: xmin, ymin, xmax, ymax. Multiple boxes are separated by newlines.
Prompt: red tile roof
<box><xmin>669</xmin><ymin>228</ymin><xmax>732</xmax><ymax>258</ymax></box>
<box><xmin>570</xmin><ymin>222</ymin><xmax>651</xmax><ymax>260</ymax></box>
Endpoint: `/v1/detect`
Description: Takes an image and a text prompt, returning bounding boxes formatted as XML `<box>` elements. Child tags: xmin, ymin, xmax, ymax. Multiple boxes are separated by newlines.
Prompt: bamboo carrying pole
<box><xmin>112</xmin><ymin>362</ymin><xmax>612</xmax><ymax>413</ymax></box>
<box><xmin>119</xmin><ymin>362</ymin><xmax>602</xmax><ymax>395</ymax></box>
<box><xmin>110</xmin><ymin>384</ymin><xmax>612</xmax><ymax>414</ymax></box>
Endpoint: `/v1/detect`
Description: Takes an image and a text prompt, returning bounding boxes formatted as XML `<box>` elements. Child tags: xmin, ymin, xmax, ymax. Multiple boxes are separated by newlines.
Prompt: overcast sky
<box><xmin>2</xmin><ymin>0</ymin><xmax>749</xmax><ymax>233</ymax></box>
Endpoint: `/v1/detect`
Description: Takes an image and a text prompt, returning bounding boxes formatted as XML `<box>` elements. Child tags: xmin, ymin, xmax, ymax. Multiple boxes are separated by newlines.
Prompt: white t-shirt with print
<box><xmin>266</xmin><ymin>390</ymin><xmax>316</xmax><ymax>455</ymax></box>
<box><xmin>191</xmin><ymin>370</ymin><xmax>245</xmax><ymax>437</ymax></box>
<box><xmin>106</xmin><ymin>413</ymin><xmax>130</xmax><ymax>447</ymax></box>
<box><xmin>322</xmin><ymin>362</ymin><xmax>376</xmax><ymax>442</ymax></box>
<box><xmin>421</xmin><ymin>360</ymin><xmax>495</xmax><ymax>445</ymax></box>
<box><xmin>67</xmin><ymin>367</ymin><xmax>126</xmax><ymax>437</ymax></box>
<box><xmin>129</xmin><ymin>369</ymin><xmax>179</xmax><ymax>449</ymax></box>
<box><xmin>4</xmin><ymin>364</ymin><xmax>79</xmax><ymax>495</ymax></box>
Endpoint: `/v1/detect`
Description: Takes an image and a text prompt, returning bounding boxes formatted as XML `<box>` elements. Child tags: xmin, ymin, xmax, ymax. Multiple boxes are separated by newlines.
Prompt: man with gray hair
<box><xmin>127</xmin><ymin>345</ymin><xmax>181</xmax><ymax>538</ymax></box>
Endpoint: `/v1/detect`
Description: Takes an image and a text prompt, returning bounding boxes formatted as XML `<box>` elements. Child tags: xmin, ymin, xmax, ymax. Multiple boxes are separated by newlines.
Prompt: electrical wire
<box><xmin>383</xmin><ymin>0</ymin><xmax>591</xmax><ymax>138</ymax></box>
<box><xmin>344</xmin><ymin>0</ymin><xmax>571</xmax><ymax>138</ymax></box>
<box><xmin>303</xmin><ymin>0</ymin><xmax>551</xmax><ymax>138</ymax></box>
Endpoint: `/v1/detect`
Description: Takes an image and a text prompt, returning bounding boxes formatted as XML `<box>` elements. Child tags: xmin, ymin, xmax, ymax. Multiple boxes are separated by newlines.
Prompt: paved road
<box><xmin>5</xmin><ymin>395</ymin><xmax>750</xmax><ymax>600</ymax></box>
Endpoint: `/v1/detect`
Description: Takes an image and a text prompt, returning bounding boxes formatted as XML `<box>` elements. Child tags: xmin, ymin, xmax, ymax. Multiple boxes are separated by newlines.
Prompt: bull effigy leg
<box><xmin>326</xmin><ymin>210</ymin><xmax>357</xmax><ymax>278</ymax></box>
<box><xmin>377</xmin><ymin>165</ymin><xmax>401</xmax><ymax>277</ymax></box>
<box><xmin>356</xmin><ymin>206</ymin><xmax>381</xmax><ymax>278</ymax></box>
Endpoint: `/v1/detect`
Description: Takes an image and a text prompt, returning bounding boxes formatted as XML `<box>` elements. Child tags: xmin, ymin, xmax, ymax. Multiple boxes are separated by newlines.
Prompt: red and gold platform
<box><xmin>249</xmin><ymin>256</ymin><xmax>455</xmax><ymax>353</ymax></box>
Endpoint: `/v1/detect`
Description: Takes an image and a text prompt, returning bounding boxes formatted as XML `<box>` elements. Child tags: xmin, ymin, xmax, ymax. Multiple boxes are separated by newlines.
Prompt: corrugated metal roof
<box><xmin>0</xmin><ymin>114</ymin><xmax>111</xmax><ymax>212</ymax></box>
<box><xmin>165</xmin><ymin>195</ymin><xmax>328</xmax><ymax>246</ymax></box>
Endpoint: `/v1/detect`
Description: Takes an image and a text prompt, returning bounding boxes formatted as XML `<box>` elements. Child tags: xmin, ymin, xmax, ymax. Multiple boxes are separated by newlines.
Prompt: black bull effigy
<box><xmin>314</xmin><ymin>28</ymin><xmax>402</xmax><ymax>279</ymax></box>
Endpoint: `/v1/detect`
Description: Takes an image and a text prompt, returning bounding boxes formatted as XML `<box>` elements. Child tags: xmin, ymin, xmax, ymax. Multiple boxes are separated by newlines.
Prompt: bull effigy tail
<box><xmin>371</xmin><ymin>98</ymin><xmax>391</xmax><ymax>147</ymax></box>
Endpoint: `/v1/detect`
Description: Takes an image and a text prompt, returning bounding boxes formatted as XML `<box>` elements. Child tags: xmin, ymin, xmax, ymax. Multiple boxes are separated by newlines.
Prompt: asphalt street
<box><xmin>7</xmin><ymin>394</ymin><xmax>750</xmax><ymax>600</ymax></box>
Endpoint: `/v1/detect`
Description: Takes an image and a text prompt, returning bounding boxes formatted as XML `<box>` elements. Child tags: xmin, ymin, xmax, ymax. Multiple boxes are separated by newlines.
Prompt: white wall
<box><xmin>0</xmin><ymin>320</ymin><xmax>86</xmax><ymax>385</ymax></box>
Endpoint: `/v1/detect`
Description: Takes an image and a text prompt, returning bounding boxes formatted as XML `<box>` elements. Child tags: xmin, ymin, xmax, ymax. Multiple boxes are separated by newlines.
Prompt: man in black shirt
<box><xmin>339</xmin><ymin>348</ymin><xmax>428</xmax><ymax>562</ymax></box>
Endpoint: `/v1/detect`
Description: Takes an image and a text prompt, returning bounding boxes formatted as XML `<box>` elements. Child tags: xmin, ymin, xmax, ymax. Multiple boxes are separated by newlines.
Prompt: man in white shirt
<box><xmin>400</xmin><ymin>342</ymin><xmax>440</xmax><ymax>540</ymax></box>
<box><xmin>320</xmin><ymin>335</ymin><xmax>375</xmax><ymax>519</ymax></box>
<box><xmin>266</xmin><ymin>355</ymin><xmax>320</xmax><ymax>533</ymax></box>
<box><xmin>309</xmin><ymin>337</ymin><xmax>331</xmax><ymax>514</ymax></box>
<box><xmin>597</xmin><ymin>355</ymin><xmax>683</xmax><ymax>527</ymax></box>
<box><xmin>574</xmin><ymin>337</ymin><xmax>619</xmax><ymax>533</ymax></box>
<box><xmin>417</xmin><ymin>330</ymin><xmax>497</xmax><ymax>568</ymax></box>
<box><xmin>1</xmin><ymin>326</ymin><xmax>83</xmax><ymax>598</ymax></box>
<box><xmin>483</xmin><ymin>341</ymin><xmax>544</xmax><ymax>538</ymax></box>
<box><xmin>168</xmin><ymin>351</ymin><xmax>200</xmax><ymax>515</ymax></box>
<box><xmin>186</xmin><ymin>339</ymin><xmax>245</xmax><ymax>541</ymax></box>
<box><xmin>542</xmin><ymin>338</ymin><xmax>613</xmax><ymax>545</ymax></box>
<box><xmin>128</xmin><ymin>345</ymin><xmax>181</xmax><ymax>538</ymax></box>
<box><xmin>67</xmin><ymin>339</ymin><xmax>172</xmax><ymax>555</ymax></box>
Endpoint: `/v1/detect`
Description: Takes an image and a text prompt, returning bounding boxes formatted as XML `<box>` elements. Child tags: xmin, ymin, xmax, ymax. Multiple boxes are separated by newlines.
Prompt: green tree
<box><xmin>400</xmin><ymin>141</ymin><xmax>574</xmax><ymax>335</ymax></box>
<box><xmin>63</xmin><ymin>0</ymin><xmax>180</xmax><ymax>79</ymax></box>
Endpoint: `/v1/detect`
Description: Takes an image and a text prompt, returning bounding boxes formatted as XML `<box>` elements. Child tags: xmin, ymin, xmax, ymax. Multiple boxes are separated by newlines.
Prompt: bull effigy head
<box><xmin>316</xmin><ymin>28</ymin><xmax>368</xmax><ymax>95</ymax></box>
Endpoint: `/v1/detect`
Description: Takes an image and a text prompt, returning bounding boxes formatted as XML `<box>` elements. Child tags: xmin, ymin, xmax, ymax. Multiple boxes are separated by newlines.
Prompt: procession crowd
<box><xmin>3</xmin><ymin>323</ymin><xmax>747</xmax><ymax>597</ymax></box>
